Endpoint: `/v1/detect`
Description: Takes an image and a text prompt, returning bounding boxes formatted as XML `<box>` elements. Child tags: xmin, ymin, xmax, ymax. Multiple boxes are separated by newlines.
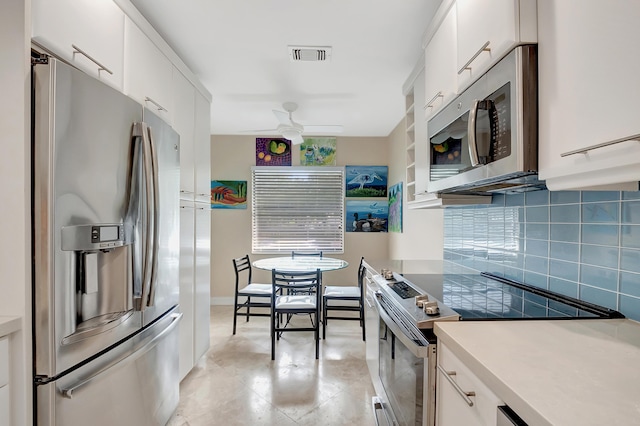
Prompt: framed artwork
<box><xmin>388</xmin><ymin>182</ymin><xmax>403</xmax><ymax>233</ymax></box>
<box><xmin>256</xmin><ymin>138</ymin><xmax>291</xmax><ymax>166</ymax></box>
<box><xmin>211</xmin><ymin>180</ymin><xmax>247</xmax><ymax>209</ymax></box>
<box><xmin>345</xmin><ymin>165</ymin><xmax>388</xmax><ymax>197</ymax></box>
<box><xmin>299</xmin><ymin>137</ymin><xmax>337</xmax><ymax>166</ymax></box>
<box><xmin>345</xmin><ymin>200</ymin><xmax>388</xmax><ymax>233</ymax></box>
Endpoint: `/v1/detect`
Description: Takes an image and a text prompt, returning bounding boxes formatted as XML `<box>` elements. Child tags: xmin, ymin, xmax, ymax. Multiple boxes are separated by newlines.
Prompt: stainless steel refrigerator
<box><xmin>32</xmin><ymin>56</ymin><xmax>182</xmax><ymax>425</ymax></box>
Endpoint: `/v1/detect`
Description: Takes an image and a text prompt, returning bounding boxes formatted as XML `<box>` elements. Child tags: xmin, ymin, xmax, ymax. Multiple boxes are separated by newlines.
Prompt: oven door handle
<box><xmin>371</xmin><ymin>396</ymin><xmax>394</xmax><ymax>426</ymax></box>
<box><xmin>374</xmin><ymin>296</ymin><xmax>430</xmax><ymax>358</ymax></box>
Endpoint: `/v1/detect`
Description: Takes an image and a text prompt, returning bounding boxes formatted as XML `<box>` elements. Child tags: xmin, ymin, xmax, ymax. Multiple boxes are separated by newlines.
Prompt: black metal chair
<box><xmin>232</xmin><ymin>254</ymin><xmax>273</xmax><ymax>335</ymax></box>
<box><xmin>270</xmin><ymin>269</ymin><xmax>322</xmax><ymax>360</ymax></box>
<box><xmin>322</xmin><ymin>257</ymin><xmax>366</xmax><ymax>341</ymax></box>
<box><xmin>290</xmin><ymin>251</ymin><xmax>323</xmax><ymax>294</ymax></box>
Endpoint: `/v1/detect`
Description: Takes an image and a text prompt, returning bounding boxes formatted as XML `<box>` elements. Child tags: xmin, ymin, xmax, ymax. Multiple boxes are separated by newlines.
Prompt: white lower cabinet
<box><xmin>193</xmin><ymin>203</ymin><xmax>211</xmax><ymax>363</ymax></box>
<box><xmin>178</xmin><ymin>201</ymin><xmax>196</xmax><ymax>380</ymax></box>
<box><xmin>0</xmin><ymin>337</ymin><xmax>8</xmax><ymax>426</ymax></box>
<box><xmin>178</xmin><ymin>200</ymin><xmax>211</xmax><ymax>380</ymax></box>
<box><xmin>436</xmin><ymin>343</ymin><xmax>503</xmax><ymax>426</ymax></box>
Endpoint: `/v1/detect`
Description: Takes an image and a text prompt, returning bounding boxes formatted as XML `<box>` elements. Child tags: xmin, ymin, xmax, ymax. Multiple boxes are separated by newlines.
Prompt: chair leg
<box><xmin>315</xmin><ymin>311</ymin><xmax>320</xmax><ymax>360</ymax></box>
<box><xmin>361</xmin><ymin>304</ymin><xmax>366</xmax><ymax>341</ymax></box>
<box><xmin>246</xmin><ymin>296</ymin><xmax>251</xmax><ymax>322</ymax></box>
<box><xmin>271</xmin><ymin>310</ymin><xmax>276</xmax><ymax>360</ymax></box>
<box><xmin>322</xmin><ymin>296</ymin><xmax>327</xmax><ymax>340</ymax></box>
<box><xmin>232</xmin><ymin>294</ymin><xmax>239</xmax><ymax>335</ymax></box>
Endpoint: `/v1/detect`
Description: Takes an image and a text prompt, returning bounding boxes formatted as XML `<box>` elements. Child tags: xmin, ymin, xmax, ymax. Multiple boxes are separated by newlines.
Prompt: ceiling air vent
<box><xmin>288</xmin><ymin>46</ymin><xmax>332</xmax><ymax>62</ymax></box>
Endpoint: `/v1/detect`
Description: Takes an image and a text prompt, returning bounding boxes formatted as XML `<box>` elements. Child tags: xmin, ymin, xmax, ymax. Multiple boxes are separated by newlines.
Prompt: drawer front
<box><xmin>437</xmin><ymin>343</ymin><xmax>503</xmax><ymax>425</ymax></box>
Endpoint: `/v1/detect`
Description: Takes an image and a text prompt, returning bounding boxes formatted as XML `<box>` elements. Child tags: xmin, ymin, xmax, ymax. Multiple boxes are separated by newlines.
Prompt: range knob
<box><xmin>423</xmin><ymin>301</ymin><xmax>439</xmax><ymax>316</ymax></box>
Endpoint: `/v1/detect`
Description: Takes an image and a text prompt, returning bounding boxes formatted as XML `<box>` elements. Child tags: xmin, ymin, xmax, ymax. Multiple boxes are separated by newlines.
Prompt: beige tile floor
<box><xmin>168</xmin><ymin>306</ymin><xmax>376</xmax><ymax>425</ymax></box>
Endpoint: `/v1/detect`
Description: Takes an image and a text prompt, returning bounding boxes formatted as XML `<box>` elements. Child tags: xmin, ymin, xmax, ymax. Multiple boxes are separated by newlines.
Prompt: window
<box><xmin>252</xmin><ymin>166</ymin><xmax>344</xmax><ymax>254</ymax></box>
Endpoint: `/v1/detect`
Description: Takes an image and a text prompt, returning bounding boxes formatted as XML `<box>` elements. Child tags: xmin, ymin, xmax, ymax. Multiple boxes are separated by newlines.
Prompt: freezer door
<box><xmin>139</xmin><ymin>108</ymin><xmax>180</xmax><ymax>326</ymax></box>
<box><xmin>33</xmin><ymin>58</ymin><xmax>144</xmax><ymax>377</ymax></box>
<box><xmin>36</xmin><ymin>309</ymin><xmax>182</xmax><ymax>426</ymax></box>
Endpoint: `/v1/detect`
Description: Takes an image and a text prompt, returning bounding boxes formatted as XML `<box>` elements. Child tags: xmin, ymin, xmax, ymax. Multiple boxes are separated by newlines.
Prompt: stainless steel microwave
<box><xmin>427</xmin><ymin>45</ymin><xmax>542</xmax><ymax>194</ymax></box>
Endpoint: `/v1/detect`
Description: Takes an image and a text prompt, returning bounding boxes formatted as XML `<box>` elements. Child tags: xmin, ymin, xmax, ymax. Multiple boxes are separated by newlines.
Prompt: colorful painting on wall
<box><xmin>211</xmin><ymin>180</ymin><xmax>247</xmax><ymax>209</ymax></box>
<box><xmin>345</xmin><ymin>200</ymin><xmax>388</xmax><ymax>232</ymax></box>
<box><xmin>388</xmin><ymin>182</ymin><xmax>403</xmax><ymax>233</ymax></box>
<box><xmin>299</xmin><ymin>137</ymin><xmax>337</xmax><ymax>166</ymax></box>
<box><xmin>256</xmin><ymin>138</ymin><xmax>291</xmax><ymax>166</ymax></box>
<box><xmin>345</xmin><ymin>165</ymin><xmax>388</xmax><ymax>197</ymax></box>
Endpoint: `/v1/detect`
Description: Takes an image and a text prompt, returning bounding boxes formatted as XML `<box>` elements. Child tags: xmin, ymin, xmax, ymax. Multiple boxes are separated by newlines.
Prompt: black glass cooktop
<box><xmin>439</xmin><ymin>272</ymin><xmax>624</xmax><ymax>320</ymax></box>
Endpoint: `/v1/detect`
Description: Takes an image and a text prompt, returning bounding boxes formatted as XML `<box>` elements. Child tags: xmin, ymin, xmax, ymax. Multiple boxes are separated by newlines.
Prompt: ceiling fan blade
<box><xmin>272</xmin><ymin>109</ymin><xmax>292</xmax><ymax>126</ymax></box>
<box><xmin>302</xmin><ymin>124</ymin><xmax>344</xmax><ymax>134</ymax></box>
<box><xmin>290</xmin><ymin>134</ymin><xmax>304</xmax><ymax>145</ymax></box>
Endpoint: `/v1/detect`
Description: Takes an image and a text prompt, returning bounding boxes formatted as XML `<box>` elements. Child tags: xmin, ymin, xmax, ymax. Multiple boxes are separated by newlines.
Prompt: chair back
<box><xmin>232</xmin><ymin>255</ymin><xmax>252</xmax><ymax>288</ymax></box>
<box><xmin>272</xmin><ymin>269</ymin><xmax>321</xmax><ymax>294</ymax></box>
<box><xmin>291</xmin><ymin>251</ymin><xmax>323</xmax><ymax>258</ymax></box>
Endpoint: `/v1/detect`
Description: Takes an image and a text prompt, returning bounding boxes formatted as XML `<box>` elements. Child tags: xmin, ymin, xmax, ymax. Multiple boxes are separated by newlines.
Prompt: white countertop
<box><xmin>0</xmin><ymin>316</ymin><xmax>21</xmax><ymax>337</ymax></box>
<box><xmin>434</xmin><ymin>319</ymin><xmax>640</xmax><ymax>426</ymax></box>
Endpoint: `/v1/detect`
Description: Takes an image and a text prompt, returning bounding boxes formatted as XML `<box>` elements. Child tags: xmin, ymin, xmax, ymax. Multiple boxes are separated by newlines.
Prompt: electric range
<box><xmin>373</xmin><ymin>270</ymin><xmax>624</xmax><ymax>330</ymax></box>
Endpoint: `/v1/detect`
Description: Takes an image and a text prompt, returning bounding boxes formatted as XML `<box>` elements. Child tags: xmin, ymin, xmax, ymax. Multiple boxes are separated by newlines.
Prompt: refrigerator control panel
<box><xmin>61</xmin><ymin>223</ymin><xmax>131</xmax><ymax>251</ymax></box>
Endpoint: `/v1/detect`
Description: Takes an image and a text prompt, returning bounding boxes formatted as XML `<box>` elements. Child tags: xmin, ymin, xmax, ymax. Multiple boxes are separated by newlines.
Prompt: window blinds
<box><xmin>252</xmin><ymin>167</ymin><xmax>345</xmax><ymax>254</ymax></box>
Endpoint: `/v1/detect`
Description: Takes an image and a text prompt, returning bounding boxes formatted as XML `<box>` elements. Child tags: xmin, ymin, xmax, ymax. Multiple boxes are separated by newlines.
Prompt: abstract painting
<box><xmin>345</xmin><ymin>165</ymin><xmax>388</xmax><ymax>197</ymax></box>
<box><xmin>211</xmin><ymin>180</ymin><xmax>247</xmax><ymax>209</ymax></box>
<box><xmin>388</xmin><ymin>182</ymin><xmax>403</xmax><ymax>233</ymax></box>
<box><xmin>345</xmin><ymin>200</ymin><xmax>388</xmax><ymax>233</ymax></box>
<box><xmin>299</xmin><ymin>137</ymin><xmax>337</xmax><ymax>166</ymax></box>
<box><xmin>256</xmin><ymin>138</ymin><xmax>291</xmax><ymax>166</ymax></box>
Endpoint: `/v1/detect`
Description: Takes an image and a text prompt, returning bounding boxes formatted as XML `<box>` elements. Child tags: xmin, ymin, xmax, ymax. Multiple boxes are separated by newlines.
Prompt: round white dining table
<box><xmin>252</xmin><ymin>256</ymin><xmax>349</xmax><ymax>272</ymax></box>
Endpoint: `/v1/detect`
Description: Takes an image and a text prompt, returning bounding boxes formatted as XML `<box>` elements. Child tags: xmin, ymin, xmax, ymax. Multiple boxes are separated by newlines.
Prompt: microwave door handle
<box><xmin>146</xmin><ymin>125</ymin><xmax>160</xmax><ymax>307</ymax></box>
<box><xmin>468</xmin><ymin>100</ymin><xmax>481</xmax><ymax>167</ymax></box>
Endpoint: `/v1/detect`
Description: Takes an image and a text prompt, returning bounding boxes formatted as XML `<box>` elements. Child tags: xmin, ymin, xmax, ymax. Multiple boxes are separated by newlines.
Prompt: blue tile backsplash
<box><xmin>443</xmin><ymin>189</ymin><xmax>640</xmax><ymax>321</ymax></box>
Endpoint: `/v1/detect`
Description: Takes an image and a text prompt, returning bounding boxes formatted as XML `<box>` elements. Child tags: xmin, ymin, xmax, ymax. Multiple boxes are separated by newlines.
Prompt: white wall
<box><xmin>0</xmin><ymin>0</ymin><xmax>32</xmax><ymax>424</ymax></box>
<box><xmin>210</xmin><ymin>135</ymin><xmax>390</xmax><ymax>303</ymax></box>
<box><xmin>386</xmin><ymin>120</ymin><xmax>444</xmax><ymax>259</ymax></box>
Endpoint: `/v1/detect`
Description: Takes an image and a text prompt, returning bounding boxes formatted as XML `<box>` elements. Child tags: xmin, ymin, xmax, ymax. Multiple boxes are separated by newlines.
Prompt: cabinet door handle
<box><xmin>424</xmin><ymin>91</ymin><xmax>444</xmax><ymax>109</ymax></box>
<box><xmin>560</xmin><ymin>133</ymin><xmax>640</xmax><ymax>157</ymax></box>
<box><xmin>438</xmin><ymin>365</ymin><xmax>476</xmax><ymax>406</ymax></box>
<box><xmin>144</xmin><ymin>96</ymin><xmax>168</xmax><ymax>113</ymax></box>
<box><xmin>71</xmin><ymin>44</ymin><xmax>113</xmax><ymax>75</ymax></box>
<box><xmin>458</xmin><ymin>41</ymin><xmax>491</xmax><ymax>75</ymax></box>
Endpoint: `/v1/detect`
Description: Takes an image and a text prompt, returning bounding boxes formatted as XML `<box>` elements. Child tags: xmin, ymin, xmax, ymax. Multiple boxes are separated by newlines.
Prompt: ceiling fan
<box><xmin>249</xmin><ymin>102</ymin><xmax>343</xmax><ymax>144</ymax></box>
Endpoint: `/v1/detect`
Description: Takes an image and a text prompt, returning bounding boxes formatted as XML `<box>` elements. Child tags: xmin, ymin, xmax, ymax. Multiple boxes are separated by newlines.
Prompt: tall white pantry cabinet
<box><xmin>31</xmin><ymin>0</ymin><xmax>212</xmax><ymax>382</ymax></box>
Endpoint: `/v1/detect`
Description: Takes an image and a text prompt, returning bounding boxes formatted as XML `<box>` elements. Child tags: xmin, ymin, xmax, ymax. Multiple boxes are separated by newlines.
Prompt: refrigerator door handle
<box><xmin>146</xmin><ymin>125</ymin><xmax>160</xmax><ymax>307</ymax></box>
<box><xmin>60</xmin><ymin>313</ymin><xmax>182</xmax><ymax>399</ymax></box>
<box><xmin>132</xmin><ymin>122</ymin><xmax>154</xmax><ymax>311</ymax></box>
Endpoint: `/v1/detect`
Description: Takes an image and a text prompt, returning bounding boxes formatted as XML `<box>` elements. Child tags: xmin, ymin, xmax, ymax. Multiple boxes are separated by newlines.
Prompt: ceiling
<box><xmin>130</xmin><ymin>0</ymin><xmax>442</xmax><ymax>138</ymax></box>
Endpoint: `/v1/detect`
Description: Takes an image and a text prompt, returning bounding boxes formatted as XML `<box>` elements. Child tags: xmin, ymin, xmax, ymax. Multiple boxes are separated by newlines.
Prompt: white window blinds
<box><xmin>252</xmin><ymin>167</ymin><xmax>344</xmax><ymax>254</ymax></box>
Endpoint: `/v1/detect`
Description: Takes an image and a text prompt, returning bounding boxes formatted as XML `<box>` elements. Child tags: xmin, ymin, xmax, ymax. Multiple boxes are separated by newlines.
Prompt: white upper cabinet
<box><xmin>32</xmin><ymin>0</ymin><xmax>125</xmax><ymax>90</ymax></box>
<box><xmin>456</xmin><ymin>0</ymin><xmax>537</xmax><ymax>91</ymax></box>
<box><xmin>172</xmin><ymin>67</ymin><xmax>196</xmax><ymax>199</ymax></box>
<box><xmin>194</xmin><ymin>92</ymin><xmax>211</xmax><ymax>203</ymax></box>
<box><xmin>424</xmin><ymin>3</ymin><xmax>457</xmax><ymax>119</ymax></box>
<box><xmin>123</xmin><ymin>17</ymin><xmax>173</xmax><ymax>124</ymax></box>
<box><xmin>538</xmin><ymin>0</ymin><xmax>640</xmax><ymax>190</ymax></box>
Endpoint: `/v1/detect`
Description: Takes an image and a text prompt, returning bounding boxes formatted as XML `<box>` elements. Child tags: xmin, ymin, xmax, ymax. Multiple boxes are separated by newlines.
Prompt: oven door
<box><xmin>373</xmin><ymin>295</ymin><xmax>436</xmax><ymax>426</ymax></box>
